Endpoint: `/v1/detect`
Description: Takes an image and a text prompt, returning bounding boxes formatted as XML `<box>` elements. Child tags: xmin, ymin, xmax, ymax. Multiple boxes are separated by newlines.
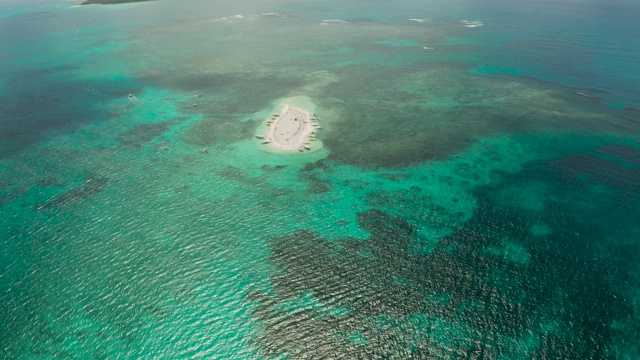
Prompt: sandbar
<box><xmin>258</xmin><ymin>97</ymin><xmax>322</xmax><ymax>153</ymax></box>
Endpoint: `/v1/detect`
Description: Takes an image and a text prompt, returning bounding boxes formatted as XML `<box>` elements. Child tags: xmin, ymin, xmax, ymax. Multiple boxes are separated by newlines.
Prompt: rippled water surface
<box><xmin>1</xmin><ymin>0</ymin><xmax>640</xmax><ymax>358</ymax></box>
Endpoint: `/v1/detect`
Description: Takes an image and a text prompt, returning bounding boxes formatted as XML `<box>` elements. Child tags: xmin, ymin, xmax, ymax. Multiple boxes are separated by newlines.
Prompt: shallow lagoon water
<box><xmin>1</xmin><ymin>0</ymin><xmax>640</xmax><ymax>358</ymax></box>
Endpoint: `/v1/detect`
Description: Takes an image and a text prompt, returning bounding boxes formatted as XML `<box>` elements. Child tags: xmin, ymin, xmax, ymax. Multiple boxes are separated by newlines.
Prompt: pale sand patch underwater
<box><xmin>257</xmin><ymin>96</ymin><xmax>323</xmax><ymax>154</ymax></box>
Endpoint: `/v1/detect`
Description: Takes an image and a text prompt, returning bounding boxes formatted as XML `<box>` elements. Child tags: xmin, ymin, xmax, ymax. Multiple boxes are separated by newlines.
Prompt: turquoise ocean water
<box><xmin>1</xmin><ymin>0</ymin><xmax>640</xmax><ymax>358</ymax></box>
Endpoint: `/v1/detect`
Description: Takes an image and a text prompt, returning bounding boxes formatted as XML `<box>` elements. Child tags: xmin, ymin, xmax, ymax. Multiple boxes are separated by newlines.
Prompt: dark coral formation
<box><xmin>250</xmin><ymin>151</ymin><xmax>639</xmax><ymax>358</ymax></box>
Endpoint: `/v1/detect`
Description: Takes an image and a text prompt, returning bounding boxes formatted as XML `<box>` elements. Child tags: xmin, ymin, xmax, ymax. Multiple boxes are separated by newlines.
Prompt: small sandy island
<box><xmin>257</xmin><ymin>96</ymin><xmax>323</xmax><ymax>153</ymax></box>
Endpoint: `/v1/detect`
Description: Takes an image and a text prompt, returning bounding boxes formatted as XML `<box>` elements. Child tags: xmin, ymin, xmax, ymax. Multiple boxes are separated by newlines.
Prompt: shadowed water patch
<box><xmin>118</xmin><ymin>121</ymin><xmax>175</xmax><ymax>148</ymax></box>
<box><xmin>596</xmin><ymin>144</ymin><xmax>640</xmax><ymax>166</ymax></box>
<box><xmin>252</xmin><ymin>149</ymin><xmax>638</xmax><ymax>358</ymax></box>
<box><xmin>217</xmin><ymin>165</ymin><xmax>259</xmax><ymax>184</ymax></box>
<box><xmin>143</xmin><ymin>72</ymin><xmax>304</xmax><ymax>115</ymax></box>
<box><xmin>0</xmin><ymin>66</ymin><xmax>143</xmax><ymax>157</ymax></box>
<box><xmin>303</xmin><ymin>174</ymin><xmax>331</xmax><ymax>194</ymax></box>
<box><xmin>143</xmin><ymin>72</ymin><xmax>308</xmax><ymax>147</ymax></box>
<box><xmin>549</xmin><ymin>151</ymin><xmax>640</xmax><ymax>196</ymax></box>
<box><xmin>321</xmin><ymin>102</ymin><xmax>482</xmax><ymax>167</ymax></box>
<box><xmin>317</xmin><ymin>65</ymin><xmax>637</xmax><ymax>168</ymax></box>
<box><xmin>260</xmin><ymin>164</ymin><xmax>288</xmax><ymax>173</ymax></box>
<box><xmin>181</xmin><ymin>116</ymin><xmax>256</xmax><ymax>147</ymax></box>
<box><xmin>34</xmin><ymin>177</ymin><xmax>108</xmax><ymax>210</ymax></box>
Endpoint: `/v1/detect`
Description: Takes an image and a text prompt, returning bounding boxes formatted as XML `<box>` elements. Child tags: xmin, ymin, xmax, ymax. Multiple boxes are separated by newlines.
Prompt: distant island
<box><xmin>81</xmin><ymin>0</ymin><xmax>153</xmax><ymax>5</ymax></box>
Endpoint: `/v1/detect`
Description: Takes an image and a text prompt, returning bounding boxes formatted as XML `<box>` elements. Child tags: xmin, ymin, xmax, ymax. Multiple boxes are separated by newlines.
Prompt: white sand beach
<box><xmin>258</xmin><ymin>96</ymin><xmax>322</xmax><ymax>153</ymax></box>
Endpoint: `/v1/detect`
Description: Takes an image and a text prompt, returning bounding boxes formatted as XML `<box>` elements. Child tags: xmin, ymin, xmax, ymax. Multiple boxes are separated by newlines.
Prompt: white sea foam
<box><xmin>460</xmin><ymin>19</ymin><xmax>483</xmax><ymax>28</ymax></box>
<box><xmin>422</xmin><ymin>46</ymin><xmax>434</xmax><ymax>50</ymax></box>
<box><xmin>409</xmin><ymin>18</ymin><xmax>430</xmax><ymax>23</ymax></box>
<box><xmin>321</xmin><ymin>19</ymin><xmax>349</xmax><ymax>25</ymax></box>
<box><xmin>261</xmin><ymin>12</ymin><xmax>288</xmax><ymax>19</ymax></box>
<box><xmin>212</xmin><ymin>13</ymin><xmax>289</xmax><ymax>22</ymax></box>
<box><xmin>212</xmin><ymin>14</ymin><xmax>250</xmax><ymax>22</ymax></box>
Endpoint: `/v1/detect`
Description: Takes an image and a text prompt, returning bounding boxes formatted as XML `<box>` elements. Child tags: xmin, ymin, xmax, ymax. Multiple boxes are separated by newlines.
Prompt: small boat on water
<box><xmin>304</xmin><ymin>145</ymin><xmax>311</xmax><ymax>150</ymax></box>
<box><xmin>256</xmin><ymin>135</ymin><xmax>265</xmax><ymax>139</ymax></box>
